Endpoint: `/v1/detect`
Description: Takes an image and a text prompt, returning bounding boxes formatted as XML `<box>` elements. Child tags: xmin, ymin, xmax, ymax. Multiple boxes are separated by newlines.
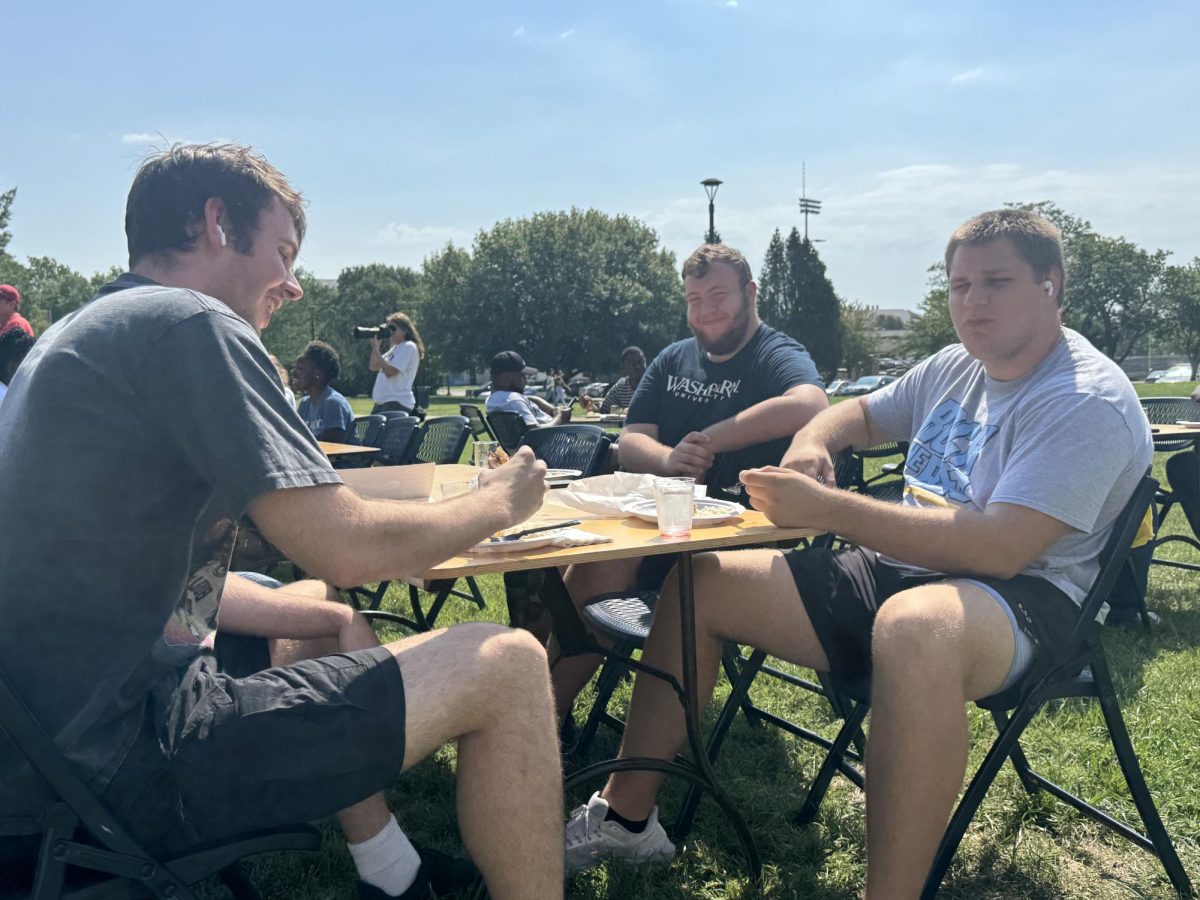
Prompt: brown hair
<box><xmin>125</xmin><ymin>143</ymin><xmax>306</xmax><ymax>267</ymax></box>
<box><xmin>681</xmin><ymin>244</ymin><xmax>753</xmax><ymax>289</ymax></box>
<box><xmin>945</xmin><ymin>209</ymin><xmax>1065</xmax><ymax>303</ymax></box>
<box><xmin>386</xmin><ymin>312</ymin><xmax>426</xmax><ymax>359</ymax></box>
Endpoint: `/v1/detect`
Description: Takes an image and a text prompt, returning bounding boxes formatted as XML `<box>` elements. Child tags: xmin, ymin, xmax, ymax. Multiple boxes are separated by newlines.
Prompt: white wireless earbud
<box><xmin>1043</xmin><ymin>280</ymin><xmax>1054</xmax><ymax>297</ymax></box>
<box><xmin>217</xmin><ymin>225</ymin><xmax>227</xmax><ymax>247</ymax></box>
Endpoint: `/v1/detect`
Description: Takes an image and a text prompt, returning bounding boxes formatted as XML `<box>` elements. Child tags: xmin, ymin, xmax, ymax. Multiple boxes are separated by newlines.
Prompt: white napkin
<box><xmin>553</xmin><ymin>472</ymin><xmax>661</xmax><ymax>516</ymax></box>
<box><xmin>470</xmin><ymin>529</ymin><xmax>612</xmax><ymax>554</ymax></box>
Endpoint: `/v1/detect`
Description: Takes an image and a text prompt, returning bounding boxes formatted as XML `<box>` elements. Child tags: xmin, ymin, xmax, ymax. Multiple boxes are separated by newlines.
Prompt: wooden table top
<box><xmin>420</xmin><ymin>465</ymin><xmax>817</xmax><ymax>579</ymax></box>
<box><xmin>1149</xmin><ymin>424</ymin><xmax>1200</xmax><ymax>441</ymax></box>
<box><xmin>319</xmin><ymin>441</ymin><xmax>380</xmax><ymax>457</ymax></box>
<box><xmin>577</xmin><ymin>413</ymin><xmax>626</xmax><ymax>427</ymax></box>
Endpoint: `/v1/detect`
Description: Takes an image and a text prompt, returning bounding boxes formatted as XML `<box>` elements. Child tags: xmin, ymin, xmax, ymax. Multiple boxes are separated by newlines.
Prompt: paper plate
<box><xmin>545</xmin><ymin>468</ymin><xmax>584</xmax><ymax>482</ymax></box>
<box><xmin>621</xmin><ymin>497</ymin><xmax>745</xmax><ymax>527</ymax></box>
<box><xmin>1175</xmin><ymin>420</ymin><xmax>1200</xmax><ymax>428</ymax></box>
<box><xmin>471</xmin><ymin>528</ymin><xmax>571</xmax><ymax>553</ymax></box>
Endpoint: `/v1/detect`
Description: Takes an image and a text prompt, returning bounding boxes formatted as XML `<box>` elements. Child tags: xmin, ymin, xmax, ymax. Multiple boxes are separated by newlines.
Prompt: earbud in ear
<box><xmin>1043</xmin><ymin>280</ymin><xmax>1054</xmax><ymax>297</ymax></box>
<box><xmin>217</xmin><ymin>225</ymin><xmax>227</xmax><ymax>247</ymax></box>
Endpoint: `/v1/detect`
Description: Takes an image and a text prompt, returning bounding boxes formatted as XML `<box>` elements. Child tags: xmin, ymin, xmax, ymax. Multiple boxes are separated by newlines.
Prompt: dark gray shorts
<box><xmin>101</xmin><ymin>645</ymin><xmax>406</xmax><ymax>855</ymax></box>
<box><xmin>785</xmin><ymin>546</ymin><xmax>1080</xmax><ymax>688</ymax></box>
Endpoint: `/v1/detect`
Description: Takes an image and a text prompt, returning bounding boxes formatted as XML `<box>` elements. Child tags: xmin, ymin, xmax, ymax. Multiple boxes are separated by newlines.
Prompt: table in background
<box><xmin>319</xmin><ymin>440</ymin><xmax>379</xmax><ymax>459</ymax></box>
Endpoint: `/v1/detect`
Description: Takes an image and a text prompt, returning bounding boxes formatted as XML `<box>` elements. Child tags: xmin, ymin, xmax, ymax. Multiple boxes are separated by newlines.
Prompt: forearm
<box><xmin>530</xmin><ymin>396</ymin><xmax>556</xmax><ymax>415</ymax></box>
<box><xmin>615</xmin><ymin>430</ymin><xmax>672</xmax><ymax>475</ymax></box>
<box><xmin>790</xmin><ymin>396</ymin><xmax>878</xmax><ymax>456</ymax></box>
<box><xmin>702</xmin><ymin>390</ymin><xmax>828</xmax><ymax>454</ymax></box>
<box><xmin>251</xmin><ymin>485</ymin><xmax>521</xmax><ymax>587</ymax></box>
<box><xmin>218</xmin><ymin>580</ymin><xmax>350</xmax><ymax>639</ymax></box>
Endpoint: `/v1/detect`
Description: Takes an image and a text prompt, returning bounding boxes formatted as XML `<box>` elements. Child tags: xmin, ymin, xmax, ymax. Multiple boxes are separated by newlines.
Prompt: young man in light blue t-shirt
<box><xmin>564</xmin><ymin>209</ymin><xmax>1153</xmax><ymax>895</ymax></box>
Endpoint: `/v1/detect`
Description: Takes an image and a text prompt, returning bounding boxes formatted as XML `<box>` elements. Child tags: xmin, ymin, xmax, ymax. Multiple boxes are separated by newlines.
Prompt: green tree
<box><xmin>757</xmin><ymin>228</ymin><xmax>841</xmax><ymax>376</ymax></box>
<box><xmin>1159</xmin><ymin>259</ymin><xmax>1200</xmax><ymax>377</ymax></box>
<box><xmin>0</xmin><ymin>188</ymin><xmax>15</xmax><ymax>255</ymax></box>
<box><xmin>756</xmin><ymin>229</ymin><xmax>789</xmax><ymax>330</ymax></box>
<box><xmin>840</xmin><ymin>301</ymin><xmax>880</xmax><ymax>377</ymax></box>
<box><xmin>902</xmin><ymin>263</ymin><xmax>957</xmax><ymax>358</ymax></box>
<box><xmin>21</xmin><ymin>256</ymin><xmax>96</xmax><ymax>332</ymax></box>
<box><xmin>261</xmin><ymin>270</ymin><xmax>340</xmax><ymax>385</ymax></box>
<box><xmin>333</xmin><ymin>264</ymin><xmax>427</xmax><ymax>395</ymax></box>
<box><xmin>876</xmin><ymin>314</ymin><xmax>904</xmax><ymax>331</ymax></box>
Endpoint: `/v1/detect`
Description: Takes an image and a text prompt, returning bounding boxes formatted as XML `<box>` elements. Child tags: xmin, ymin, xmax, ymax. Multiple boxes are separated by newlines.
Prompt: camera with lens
<box><xmin>352</xmin><ymin>323</ymin><xmax>392</xmax><ymax>340</ymax></box>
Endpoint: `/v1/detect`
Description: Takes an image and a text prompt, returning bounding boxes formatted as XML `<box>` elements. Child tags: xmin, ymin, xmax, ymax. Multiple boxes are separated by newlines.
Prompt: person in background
<box><xmin>0</xmin><ymin>284</ymin><xmax>34</xmax><ymax>338</ymax></box>
<box><xmin>581</xmin><ymin>346</ymin><xmax>646</xmax><ymax>414</ymax></box>
<box><xmin>0</xmin><ymin>328</ymin><xmax>36</xmax><ymax>408</ymax></box>
<box><xmin>293</xmin><ymin>340</ymin><xmax>356</xmax><ymax>442</ymax></box>
<box><xmin>370</xmin><ymin>312</ymin><xmax>423</xmax><ymax>414</ymax></box>
<box><xmin>268</xmin><ymin>353</ymin><xmax>296</xmax><ymax>407</ymax></box>
<box><xmin>485</xmin><ymin>351</ymin><xmax>572</xmax><ymax>427</ymax></box>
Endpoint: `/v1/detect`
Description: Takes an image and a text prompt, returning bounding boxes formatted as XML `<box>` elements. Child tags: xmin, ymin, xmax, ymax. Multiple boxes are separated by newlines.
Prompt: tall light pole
<box><xmin>798</xmin><ymin>163</ymin><xmax>822</xmax><ymax>243</ymax></box>
<box><xmin>701</xmin><ymin>178</ymin><xmax>723</xmax><ymax>244</ymax></box>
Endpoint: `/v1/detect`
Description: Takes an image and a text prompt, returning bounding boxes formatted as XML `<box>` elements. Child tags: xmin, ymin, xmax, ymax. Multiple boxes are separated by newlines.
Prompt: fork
<box><xmin>487</xmin><ymin>520</ymin><xmax>583</xmax><ymax>542</ymax></box>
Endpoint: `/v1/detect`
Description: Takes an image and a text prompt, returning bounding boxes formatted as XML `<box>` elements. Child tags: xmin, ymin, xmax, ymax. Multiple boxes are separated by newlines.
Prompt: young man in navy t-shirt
<box><xmin>551</xmin><ymin>243</ymin><xmax>828</xmax><ymax>724</ymax></box>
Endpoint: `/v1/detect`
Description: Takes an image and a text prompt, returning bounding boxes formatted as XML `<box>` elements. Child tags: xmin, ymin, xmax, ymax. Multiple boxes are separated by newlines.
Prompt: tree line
<box><xmin>4</xmin><ymin>187</ymin><xmax>1198</xmax><ymax>393</ymax></box>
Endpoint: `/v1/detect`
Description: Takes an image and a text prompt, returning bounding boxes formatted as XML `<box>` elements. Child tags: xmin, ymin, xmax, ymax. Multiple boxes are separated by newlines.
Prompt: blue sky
<box><xmin>5</xmin><ymin>0</ymin><xmax>1199</xmax><ymax>310</ymax></box>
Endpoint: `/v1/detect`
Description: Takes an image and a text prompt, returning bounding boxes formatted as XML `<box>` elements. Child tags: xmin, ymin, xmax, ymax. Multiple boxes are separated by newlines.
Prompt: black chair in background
<box><xmin>460</xmin><ymin>404</ymin><xmax>496</xmax><ymax>444</ymax></box>
<box><xmin>407</xmin><ymin>416</ymin><xmax>470</xmax><ymax>465</ymax></box>
<box><xmin>0</xmin><ymin>661</ymin><xmax>319</xmax><ymax>900</ymax></box>
<box><xmin>486</xmin><ymin>411</ymin><xmax>530</xmax><ymax>455</ymax></box>
<box><xmin>519</xmin><ymin>425</ymin><xmax>611</xmax><ymax>478</ymax></box>
<box><xmin>791</xmin><ymin>476</ymin><xmax>1191</xmax><ymax>898</ymax></box>
<box><xmin>334</xmin><ymin>415</ymin><xmax>386</xmax><ymax>470</ymax></box>
<box><xmin>1141</xmin><ymin>397</ymin><xmax>1200</xmax><ymax>573</ymax></box>
<box><xmin>374</xmin><ymin>415</ymin><xmax>421</xmax><ymax>467</ymax></box>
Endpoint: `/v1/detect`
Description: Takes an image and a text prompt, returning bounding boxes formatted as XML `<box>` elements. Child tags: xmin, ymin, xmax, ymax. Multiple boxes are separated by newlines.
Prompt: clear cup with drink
<box><xmin>473</xmin><ymin>440</ymin><xmax>507</xmax><ymax>469</ymax></box>
<box><xmin>654</xmin><ymin>477</ymin><xmax>695</xmax><ymax>538</ymax></box>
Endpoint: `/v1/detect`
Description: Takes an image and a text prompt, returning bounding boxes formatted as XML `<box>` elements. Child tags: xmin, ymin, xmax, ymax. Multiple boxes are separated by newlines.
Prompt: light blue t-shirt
<box><xmin>487</xmin><ymin>389</ymin><xmax>550</xmax><ymax>426</ymax></box>
<box><xmin>298</xmin><ymin>385</ymin><xmax>355</xmax><ymax>440</ymax></box>
<box><xmin>865</xmin><ymin>328</ymin><xmax>1153</xmax><ymax>606</ymax></box>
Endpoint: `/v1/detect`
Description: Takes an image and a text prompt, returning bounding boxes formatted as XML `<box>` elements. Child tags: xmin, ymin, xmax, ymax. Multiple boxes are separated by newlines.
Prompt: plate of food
<box><xmin>545</xmin><ymin>468</ymin><xmax>584</xmax><ymax>484</ymax></box>
<box><xmin>620</xmin><ymin>497</ymin><xmax>746</xmax><ymax>527</ymax></box>
<box><xmin>1175</xmin><ymin>421</ymin><xmax>1200</xmax><ymax>428</ymax></box>
<box><xmin>470</xmin><ymin>526</ymin><xmax>572</xmax><ymax>553</ymax></box>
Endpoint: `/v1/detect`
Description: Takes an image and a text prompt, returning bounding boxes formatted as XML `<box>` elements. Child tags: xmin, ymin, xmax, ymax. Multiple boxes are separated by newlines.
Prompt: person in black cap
<box><xmin>485</xmin><ymin>351</ymin><xmax>571</xmax><ymax>426</ymax></box>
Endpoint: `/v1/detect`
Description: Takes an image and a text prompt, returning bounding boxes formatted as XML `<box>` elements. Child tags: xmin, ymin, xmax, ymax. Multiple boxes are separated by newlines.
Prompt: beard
<box><xmin>692</xmin><ymin>291</ymin><xmax>755</xmax><ymax>356</ymax></box>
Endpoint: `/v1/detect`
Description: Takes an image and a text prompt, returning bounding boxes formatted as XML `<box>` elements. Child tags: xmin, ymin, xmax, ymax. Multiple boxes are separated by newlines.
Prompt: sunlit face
<box><xmin>685</xmin><ymin>262</ymin><xmax>757</xmax><ymax>356</ymax></box>
<box><xmin>210</xmin><ymin>198</ymin><xmax>303</xmax><ymax>334</ymax></box>
<box><xmin>290</xmin><ymin>355</ymin><xmax>323</xmax><ymax>393</ymax></box>
<box><xmin>948</xmin><ymin>237</ymin><xmax>1059</xmax><ymax>372</ymax></box>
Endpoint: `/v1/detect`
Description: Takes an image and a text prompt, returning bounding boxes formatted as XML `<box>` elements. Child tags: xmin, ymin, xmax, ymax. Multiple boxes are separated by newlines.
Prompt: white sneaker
<box><xmin>564</xmin><ymin>791</ymin><xmax>676</xmax><ymax>874</ymax></box>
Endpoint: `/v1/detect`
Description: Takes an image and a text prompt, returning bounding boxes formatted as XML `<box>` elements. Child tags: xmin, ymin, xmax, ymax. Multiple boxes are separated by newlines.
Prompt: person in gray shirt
<box><xmin>0</xmin><ymin>144</ymin><xmax>564</xmax><ymax>900</ymax></box>
<box><xmin>563</xmin><ymin>209</ymin><xmax>1153</xmax><ymax>894</ymax></box>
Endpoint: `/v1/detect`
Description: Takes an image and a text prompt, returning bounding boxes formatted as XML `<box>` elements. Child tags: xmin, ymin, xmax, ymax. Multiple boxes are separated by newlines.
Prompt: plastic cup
<box><xmin>440</xmin><ymin>479</ymin><xmax>478</xmax><ymax>499</ymax></box>
<box><xmin>654</xmin><ymin>477</ymin><xmax>695</xmax><ymax>537</ymax></box>
<box><xmin>473</xmin><ymin>441</ymin><xmax>502</xmax><ymax>469</ymax></box>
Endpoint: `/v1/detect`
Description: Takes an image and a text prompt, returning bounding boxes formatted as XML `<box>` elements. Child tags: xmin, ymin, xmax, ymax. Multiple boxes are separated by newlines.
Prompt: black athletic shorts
<box><xmin>101</xmin><ymin>645</ymin><xmax>406</xmax><ymax>855</ymax></box>
<box><xmin>785</xmin><ymin>546</ymin><xmax>1081</xmax><ymax>687</ymax></box>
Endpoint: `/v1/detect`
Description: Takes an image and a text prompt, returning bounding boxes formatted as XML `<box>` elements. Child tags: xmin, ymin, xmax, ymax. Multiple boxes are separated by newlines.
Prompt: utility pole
<box><xmin>798</xmin><ymin>163</ymin><xmax>822</xmax><ymax>243</ymax></box>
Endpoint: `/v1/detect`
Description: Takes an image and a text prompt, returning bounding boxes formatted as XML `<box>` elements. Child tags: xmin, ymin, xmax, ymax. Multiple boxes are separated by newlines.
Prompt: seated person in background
<box><xmin>292</xmin><ymin>339</ymin><xmax>355</xmax><ymax>442</ymax></box>
<box><xmin>0</xmin><ymin>328</ymin><xmax>36</xmax><ymax>409</ymax></box>
<box><xmin>1164</xmin><ymin>382</ymin><xmax>1200</xmax><ymax>540</ymax></box>
<box><xmin>563</xmin><ymin>210</ymin><xmax>1152</xmax><ymax>897</ymax></box>
<box><xmin>0</xmin><ymin>284</ymin><xmax>34</xmax><ymax>338</ymax></box>
<box><xmin>551</xmin><ymin>243</ymin><xmax>828</xmax><ymax>726</ymax></box>
<box><xmin>485</xmin><ymin>351</ymin><xmax>571</xmax><ymax>426</ymax></box>
<box><xmin>599</xmin><ymin>346</ymin><xmax>646</xmax><ymax>413</ymax></box>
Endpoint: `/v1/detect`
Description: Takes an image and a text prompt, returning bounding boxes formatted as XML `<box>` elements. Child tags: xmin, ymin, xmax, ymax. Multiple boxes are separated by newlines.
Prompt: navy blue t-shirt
<box><xmin>625</xmin><ymin>323</ymin><xmax>823</xmax><ymax>485</ymax></box>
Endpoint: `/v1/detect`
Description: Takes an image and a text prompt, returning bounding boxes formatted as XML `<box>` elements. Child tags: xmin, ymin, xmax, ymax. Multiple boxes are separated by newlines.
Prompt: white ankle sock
<box><xmin>348</xmin><ymin>816</ymin><xmax>422</xmax><ymax>897</ymax></box>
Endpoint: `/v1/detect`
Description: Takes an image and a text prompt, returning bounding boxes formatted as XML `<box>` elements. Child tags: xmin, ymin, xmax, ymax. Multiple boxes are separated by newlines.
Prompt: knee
<box><xmin>459</xmin><ymin>621</ymin><xmax>549</xmax><ymax>682</ymax></box>
<box><xmin>871</xmin><ymin>593</ymin><xmax>959</xmax><ymax>672</ymax></box>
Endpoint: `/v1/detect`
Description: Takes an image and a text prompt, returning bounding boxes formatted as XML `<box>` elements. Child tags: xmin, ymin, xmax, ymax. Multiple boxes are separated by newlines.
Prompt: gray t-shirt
<box><xmin>865</xmin><ymin>328</ymin><xmax>1152</xmax><ymax>605</ymax></box>
<box><xmin>0</xmin><ymin>274</ymin><xmax>340</xmax><ymax>796</ymax></box>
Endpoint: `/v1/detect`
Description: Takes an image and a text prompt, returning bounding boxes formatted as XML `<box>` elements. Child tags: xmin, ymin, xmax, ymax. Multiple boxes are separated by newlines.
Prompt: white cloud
<box><xmin>950</xmin><ymin>67</ymin><xmax>985</xmax><ymax>84</ymax></box>
<box><xmin>371</xmin><ymin>222</ymin><xmax>474</xmax><ymax>263</ymax></box>
<box><xmin>513</xmin><ymin>24</ymin><xmax>525</xmax><ymax>37</ymax></box>
<box><xmin>726</xmin><ymin>0</ymin><xmax>739</xmax><ymax>7</ymax></box>
<box><xmin>560</xmin><ymin>27</ymin><xmax>576</xmax><ymax>39</ymax></box>
<box><xmin>120</xmin><ymin>133</ymin><xmax>160</xmax><ymax>144</ymax></box>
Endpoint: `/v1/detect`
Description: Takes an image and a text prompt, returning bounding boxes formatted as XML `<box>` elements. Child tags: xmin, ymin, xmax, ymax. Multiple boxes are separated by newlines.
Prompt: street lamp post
<box><xmin>701</xmin><ymin>178</ymin><xmax>723</xmax><ymax>244</ymax></box>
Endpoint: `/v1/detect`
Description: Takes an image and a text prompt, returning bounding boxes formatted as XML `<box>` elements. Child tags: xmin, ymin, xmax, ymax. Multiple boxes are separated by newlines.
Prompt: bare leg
<box><xmin>552</xmin><ymin>556</ymin><xmax>644</xmax><ymax>720</ymax></box>
<box><xmin>863</xmin><ymin>582</ymin><xmax>1015</xmax><ymax>900</ymax></box>
<box><xmin>600</xmin><ymin>549</ymin><xmax>830</xmax><ymax>820</ymax></box>
<box><xmin>390</xmin><ymin>623</ymin><xmax>564</xmax><ymax>900</ymax></box>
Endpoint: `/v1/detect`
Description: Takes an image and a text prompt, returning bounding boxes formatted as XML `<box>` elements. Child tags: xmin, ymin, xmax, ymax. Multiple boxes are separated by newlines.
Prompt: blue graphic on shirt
<box><xmin>904</xmin><ymin>399</ymin><xmax>999</xmax><ymax>504</ymax></box>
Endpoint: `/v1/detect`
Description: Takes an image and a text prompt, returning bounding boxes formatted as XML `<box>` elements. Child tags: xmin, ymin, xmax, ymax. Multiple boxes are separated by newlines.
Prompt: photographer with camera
<box><xmin>364</xmin><ymin>312</ymin><xmax>423</xmax><ymax>415</ymax></box>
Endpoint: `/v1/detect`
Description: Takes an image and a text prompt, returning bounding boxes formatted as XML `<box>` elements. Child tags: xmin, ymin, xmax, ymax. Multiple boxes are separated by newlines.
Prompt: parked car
<box><xmin>1145</xmin><ymin>364</ymin><xmax>1193</xmax><ymax>383</ymax></box>
<box><xmin>582</xmin><ymin>382</ymin><xmax>610</xmax><ymax>399</ymax></box>
<box><xmin>465</xmin><ymin>382</ymin><xmax>540</xmax><ymax>401</ymax></box>
<box><xmin>838</xmin><ymin>375</ymin><xmax>897</xmax><ymax>396</ymax></box>
<box><xmin>825</xmin><ymin>379</ymin><xmax>850</xmax><ymax>396</ymax></box>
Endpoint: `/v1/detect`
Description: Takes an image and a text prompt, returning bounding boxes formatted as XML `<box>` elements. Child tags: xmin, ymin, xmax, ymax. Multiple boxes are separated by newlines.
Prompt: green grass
<box><xmin>231</xmin><ymin>385</ymin><xmax>1200</xmax><ymax>898</ymax></box>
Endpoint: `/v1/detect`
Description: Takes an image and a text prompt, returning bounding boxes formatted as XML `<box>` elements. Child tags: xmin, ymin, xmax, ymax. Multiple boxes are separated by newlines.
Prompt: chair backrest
<box><xmin>410</xmin><ymin>415</ymin><xmax>471</xmax><ymax>465</ymax></box>
<box><xmin>353</xmin><ymin>414</ymin><xmax>387</xmax><ymax>449</ymax></box>
<box><xmin>486</xmin><ymin>410</ymin><xmax>530</xmax><ymax>454</ymax></box>
<box><xmin>519</xmin><ymin>425</ymin><xmax>610</xmax><ymax>476</ymax></box>
<box><xmin>1070</xmin><ymin>473</ymin><xmax>1159</xmax><ymax>649</ymax></box>
<box><xmin>375</xmin><ymin>415</ymin><xmax>421</xmax><ymax>466</ymax></box>
<box><xmin>1139</xmin><ymin>396</ymin><xmax>1200</xmax><ymax>451</ymax></box>
<box><xmin>460</xmin><ymin>404</ymin><xmax>496</xmax><ymax>441</ymax></box>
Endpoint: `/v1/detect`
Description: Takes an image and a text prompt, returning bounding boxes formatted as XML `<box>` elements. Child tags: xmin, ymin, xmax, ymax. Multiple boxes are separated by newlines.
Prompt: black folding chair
<box><xmin>519</xmin><ymin>424</ymin><xmax>611</xmax><ymax>478</ymax></box>
<box><xmin>407</xmin><ymin>416</ymin><xmax>470</xmax><ymax>465</ymax></box>
<box><xmin>459</xmin><ymin>404</ymin><xmax>496</xmax><ymax>443</ymax></box>
<box><xmin>789</xmin><ymin>476</ymin><xmax>1192</xmax><ymax>898</ymax></box>
<box><xmin>0</xmin><ymin>661</ymin><xmax>320</xmax><ymax>900</ymax></box>
<box><xmin>486</xmin><ymin>411</ymin><xmax>530</xmax><ymax>455</ymax></box>
<box><xmin>333</xmin><ymin>415</ymin><xmax>385</xmax><ymax>470</ymax></box>
<box><xmin>373</xmin><ymin>415</ymin><xmax>421</xmax><ymax>467</ymax></box>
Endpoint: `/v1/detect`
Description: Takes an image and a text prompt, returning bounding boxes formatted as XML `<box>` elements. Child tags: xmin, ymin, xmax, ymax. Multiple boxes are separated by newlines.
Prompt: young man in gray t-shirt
<box><xmin>563</xmin><ymin>210</ymin><xmax>1154</xmax><ymax>893</ymax></box>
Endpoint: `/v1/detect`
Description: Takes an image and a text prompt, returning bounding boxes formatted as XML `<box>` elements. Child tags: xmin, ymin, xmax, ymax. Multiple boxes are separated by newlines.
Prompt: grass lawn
<box><xmin>228</xmin><ymin>385</ymin><xmax>1200</xmax><ymax>898</ymax></box>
